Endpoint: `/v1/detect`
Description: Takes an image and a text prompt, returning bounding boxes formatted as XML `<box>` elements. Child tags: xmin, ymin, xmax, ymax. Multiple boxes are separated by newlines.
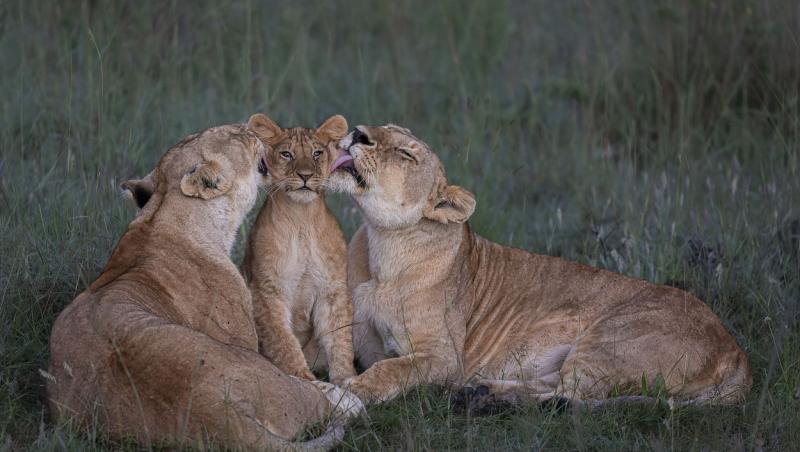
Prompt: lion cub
<box><xmin>243</xmin><ymin>113</ymin><xmax>356</xmax><ymax>384</ymax></box>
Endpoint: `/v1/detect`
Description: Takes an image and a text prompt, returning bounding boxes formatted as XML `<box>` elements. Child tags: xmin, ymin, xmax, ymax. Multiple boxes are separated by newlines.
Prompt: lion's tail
<box><xmin>285</xmin><ymin>424</ymin><xmax>346</xmax><ymax>452</ymax></box>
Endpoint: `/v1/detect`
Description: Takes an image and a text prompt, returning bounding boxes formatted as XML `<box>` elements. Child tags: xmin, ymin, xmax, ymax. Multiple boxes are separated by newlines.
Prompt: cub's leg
<box><xmin>251</xmin><ymin>286</ymin><xmax>314</xmax><ymax>381</ymax></box>
<box><xmin>313</xmin><ymin>285</ymin><xmax>356</xmax><ymax>385</ymax></box>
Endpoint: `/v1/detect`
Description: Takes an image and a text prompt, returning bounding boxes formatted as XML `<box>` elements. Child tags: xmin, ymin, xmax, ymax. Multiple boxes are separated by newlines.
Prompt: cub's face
<box><xmin>247</xmin><ymin>114</ymin><xmax>348</xmax><ymax>203</ymax></box>
<box><xmin>328</xmin><ymin>124</ymin><xmax>476</xmax><ymax>229</ymax></box>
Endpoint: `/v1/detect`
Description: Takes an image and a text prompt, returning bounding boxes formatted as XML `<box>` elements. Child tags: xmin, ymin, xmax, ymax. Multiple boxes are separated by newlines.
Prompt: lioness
<box><xmin>47</xmin><ymin>124</ymin><xmax>361</xmax><ymax>450</ymax></box>
<box><xmin>243</xmin><ymin>113</ymin><xmax>356</xmax><ymax>385</ymax></box>
<box><xmin>327</xmin><ymin>124</ymin><xmax>751</xmax><ymax>406</ymax></box>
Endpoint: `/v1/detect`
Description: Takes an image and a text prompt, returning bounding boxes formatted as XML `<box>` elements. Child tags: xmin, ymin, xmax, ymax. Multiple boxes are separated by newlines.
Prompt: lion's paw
<box><xmin>311</xmin><ymin>380</ymin><xmax>365</xmax><ymax>419</ymax></box>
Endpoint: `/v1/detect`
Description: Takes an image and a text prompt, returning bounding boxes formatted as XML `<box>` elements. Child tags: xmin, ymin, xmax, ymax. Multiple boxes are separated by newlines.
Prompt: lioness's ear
<box><xmin>248</xmin><ymin>113</ymin><xmax>283</xmax><ymax>144</ymax></box>
<box><xmin>316</xmin><ymin>114</ymin><xmax>348</xmax><ymax>141</ymax></box>
<box><xmin>121</xmin><ymin>172</ymin><xmax>155</xmax><ymax>209</ymax></box>
<box><xmin>180</xmin><ymin>159</ymin><xmax>232</xmax><ymax>200</ymax></box>
<box><xmin>424</xmin><ymin>185</ymin><xmax>476</xmax><ymax>224</ymax></box>
<box><xmin>396</xmin><ymin>142</ymin><xmax>423</xmax><ymax>163</ymax></box>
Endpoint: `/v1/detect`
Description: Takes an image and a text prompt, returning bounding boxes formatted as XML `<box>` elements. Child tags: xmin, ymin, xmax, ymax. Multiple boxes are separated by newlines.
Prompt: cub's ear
<box><xmin>248</xmin><ymin>113</ymin><xmax>283</xmax><ymax>144</ymax></box>
<box><xmin>180</xmin><ymin>159</ymin><xmax>232</xmax><ymax>200</ymax></box>
<box><xmin>424</xmin><ymin>184</ymin><xmax>476</xmax><ymax>224</ymax></box>
<box><xmin>316</xmin><ymin>114</ymin><xmax>349</xmax><ymax>141</ymax></box>
<box><xmin>120</xmin><ymin>172</ymin><xmax>155</xmax><ymax>209</ymax></box>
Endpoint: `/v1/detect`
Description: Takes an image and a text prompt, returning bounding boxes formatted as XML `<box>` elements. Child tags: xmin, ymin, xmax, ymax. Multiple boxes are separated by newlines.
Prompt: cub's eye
<box><xmin>312</xmin><ymin>149</ymin><xmax>324</xmax><ymax>160</ymax></box>
<box><xmin>280</xmin><ymin>151</ymin><xmax>293</xmax><ymax>160</ymax></box>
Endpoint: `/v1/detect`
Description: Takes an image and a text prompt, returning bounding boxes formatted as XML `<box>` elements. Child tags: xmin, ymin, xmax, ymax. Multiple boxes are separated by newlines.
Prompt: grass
<box><xmin>1</xmin><ymin>0</ymin><xmax>799</xmax><ymax>449</ymax></box>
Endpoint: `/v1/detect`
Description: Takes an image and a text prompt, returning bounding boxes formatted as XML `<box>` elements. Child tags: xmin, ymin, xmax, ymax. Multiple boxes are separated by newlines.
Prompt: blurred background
<box><xmin>1</xmin><ymin>0</ymin><xmax>799</xmax><ymax>449</ymax></box>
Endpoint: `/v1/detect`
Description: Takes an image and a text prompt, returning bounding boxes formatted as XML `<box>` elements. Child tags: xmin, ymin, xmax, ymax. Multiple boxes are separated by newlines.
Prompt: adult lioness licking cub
<box><xmin>243</xmin><ymin>113</ymin><xmax>356</xmax><ymax>385</ymax></box>
<box><xmin>48</xmin><ymin>124</ymin><xmax>361</xmax><ymax>450</ymax></box>
<box><xmin>328</xmin><ymin>124</ymin><xmax>751</xmax><ymax>406</ymax></box>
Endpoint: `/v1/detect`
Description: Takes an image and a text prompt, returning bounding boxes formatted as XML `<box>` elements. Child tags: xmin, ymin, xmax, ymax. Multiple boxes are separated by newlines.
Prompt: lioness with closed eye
<box><xmin>327</xmin><ymin>124</ymin><xmax>751</xmax><ymax>407</ymax></box>
<box><xmin>243</xmin><ymin>113</ymin><xmax>356</xmax><ymax>385</ymax></box>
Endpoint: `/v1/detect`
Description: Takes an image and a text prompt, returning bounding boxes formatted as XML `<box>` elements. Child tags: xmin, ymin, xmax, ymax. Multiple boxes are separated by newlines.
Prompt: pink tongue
<box><xmin>330</xmin><ymin>153</ymin><xmax>354</xmax><ymax>172</ymax></box>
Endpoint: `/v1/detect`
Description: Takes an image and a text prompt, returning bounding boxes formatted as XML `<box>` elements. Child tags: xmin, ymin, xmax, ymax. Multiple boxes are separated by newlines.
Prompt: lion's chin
<box><xmin>287</xmin><ymin>189</ymin><xmax>319</xmax><ymax>203</ymax></box>
<box><xmin>326</xmin><ymin>171</ymin><xmax>361</xmax><ymax>195</ymax></box>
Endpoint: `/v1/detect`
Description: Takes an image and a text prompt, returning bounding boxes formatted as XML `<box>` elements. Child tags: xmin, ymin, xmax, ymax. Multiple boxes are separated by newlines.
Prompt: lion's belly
<box><xmin>288</xmin><ymin>280</ymin><xmax>316</xmax><ymax>338</ymax></box>
<box><xmin>463</xmin><ymin>291</ymin><xmax>586</xmax><ymax>380</ymax></box>
<box><xmin>281</xmin><ymin>254</ymin><xmax>331</xmax><ymax>348</ymax></box>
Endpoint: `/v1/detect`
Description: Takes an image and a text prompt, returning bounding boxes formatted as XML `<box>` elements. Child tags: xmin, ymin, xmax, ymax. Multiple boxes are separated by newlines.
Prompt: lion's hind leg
<box><xmin>104</xmin><ymin>307</ymin><xmax>347</xmax><ymax>449</ymax></box>
<box><xmin>553</xmin><ymin>294</ymin><xmax>752</xmax><ymax>407</ymax></box>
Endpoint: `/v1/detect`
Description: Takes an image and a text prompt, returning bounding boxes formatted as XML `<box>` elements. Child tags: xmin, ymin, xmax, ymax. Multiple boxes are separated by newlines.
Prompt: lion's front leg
<box><xmin>352</xmin><ymin>307</ymin><xmax>385</xmax><ymax>371</ymax></box>
<box><xmin>252</xmin><ymin>289</ymin><xmax>315</xmax><ymax>381</ymax></box>
<box><xmin>350</xmin><ymin>279</ymin><xmax>389</xmax><ymax>371</ymax></box>
<box><xmin>345</xmin><ymin>351</ymin><xmax>451</xmax><ymax>403</ymax></box>
<box><xmin>313</xmin><ymin>285</ymin><xmax>356</xmax><ymax>385</ymax></box>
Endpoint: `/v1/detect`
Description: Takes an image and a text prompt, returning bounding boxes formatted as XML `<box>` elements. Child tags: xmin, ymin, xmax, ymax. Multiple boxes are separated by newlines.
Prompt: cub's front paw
<box><xmin>329</xmin><ymin>368</ymin><xmax>357</xmax><ymax>387</ymax></box>
<box><xmin>311</xmin><ymin>381</ymin><xmax>365</xmax><ymax>419</ymax></box>
<box><xmin>285</xmin><ymin>366</ymin><xmax>315</xmax><ymax>381</ymax></box>
<box><xmin>343</xmin><ymin>376</ymin><xmax>356</xmax><ymax>385</ymax></box>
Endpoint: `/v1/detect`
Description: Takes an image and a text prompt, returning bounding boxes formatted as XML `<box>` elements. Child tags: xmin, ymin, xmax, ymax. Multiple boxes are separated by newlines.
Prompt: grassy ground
<box><xmin>2</xmin><ymin>0</ymin><xmax>799</xmax><ymax>449</ymax></box>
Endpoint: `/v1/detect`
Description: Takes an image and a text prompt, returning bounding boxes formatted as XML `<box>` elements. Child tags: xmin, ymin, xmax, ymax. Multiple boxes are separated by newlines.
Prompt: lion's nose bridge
<box><xmin>352</xmin><ymin>126</ymin><xmax>372</xmax><ymax>145</ymax></box>
<box><xmin>295</xmin><ymin>157</ymin><xmax>315</xmax><ymax>180</ymax></box>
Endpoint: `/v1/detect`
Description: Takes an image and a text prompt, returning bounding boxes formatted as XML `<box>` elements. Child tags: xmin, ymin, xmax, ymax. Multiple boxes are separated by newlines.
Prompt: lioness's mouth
<box><xmin>330</xmin><ymin>147</ymin><xmax>366</xmax><ymax>188</ymax></box>
<box><xmin>330</xmin><ymin>149</ymin><xmax>354</xmax><ymax>173</ymax></box>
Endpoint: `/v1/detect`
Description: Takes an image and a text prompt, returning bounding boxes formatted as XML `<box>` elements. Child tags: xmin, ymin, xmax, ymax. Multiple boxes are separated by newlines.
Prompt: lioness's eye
<box><xmin>280</xmin><ymin>151</ymin><xmax>293</xmax><ymax>160</ymax></box>
<box><xmin>312</xmin><ymin>149</ymin><xmax>324</xmax><ymax>160</ymax></box>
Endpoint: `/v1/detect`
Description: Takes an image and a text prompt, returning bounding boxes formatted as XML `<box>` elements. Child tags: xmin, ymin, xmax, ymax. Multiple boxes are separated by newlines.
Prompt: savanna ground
<box><xmin>1</xmin><ymin>0</ymin><xmax>799</xmax><ymax>450</ymax></box>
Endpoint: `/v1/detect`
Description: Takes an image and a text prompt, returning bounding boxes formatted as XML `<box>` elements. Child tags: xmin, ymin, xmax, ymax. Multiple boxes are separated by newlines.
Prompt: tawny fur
<box><xmin>328</xmin><ymin>124</ymin><xmax>752</xmax><ymax>405</ymax></box>
<box><xmin>243</xmin><ymin>114</ymin><xmax>356</xmax><ymax>385</ymax></box>
<box><xmin>47</xmin><ymin>124</ymin><xmax>362</xmax><ymax>450</ymax></box>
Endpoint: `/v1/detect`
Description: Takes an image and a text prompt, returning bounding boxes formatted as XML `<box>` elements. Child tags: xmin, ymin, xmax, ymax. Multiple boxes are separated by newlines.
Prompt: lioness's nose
<box><xmin>352</xmin><ymin>127</ymin><xmax>372</xmax><ymax>146</ymax></box>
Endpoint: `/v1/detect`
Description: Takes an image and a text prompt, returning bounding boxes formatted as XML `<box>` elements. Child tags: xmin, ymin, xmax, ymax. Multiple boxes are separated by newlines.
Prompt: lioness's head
<box><xmin>247</xmin><ymin>113</ymin><xmax>348</xmax><ymax>203</ymax></box>
<box><xmin>121</xmin><ymin>124</ymin><xmax>270</xmax><ymax>214</ymax></box>
<box><xmin>328</xmin><ymin>124</ymin><xmax>476</xmax><ymax>229</ymax></box>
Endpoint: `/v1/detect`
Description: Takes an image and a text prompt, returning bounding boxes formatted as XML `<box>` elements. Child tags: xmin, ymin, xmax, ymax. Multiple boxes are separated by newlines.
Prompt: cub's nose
<box><xmin>351</xmin><ymin>127</ymin><xmax>372</xmax><ymax>146</ymax></box>
<box><xmin>298</xmin><ymin>171</ymin><xmax>313</xmax><ymax>183</ymax></box>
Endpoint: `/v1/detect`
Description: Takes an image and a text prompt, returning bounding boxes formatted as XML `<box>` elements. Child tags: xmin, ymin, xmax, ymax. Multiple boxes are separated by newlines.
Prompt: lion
<box><xmin>327</xmin><ymin>124</ymin><xmax>751</xmax><ymax>407</ymax></box>
<box><xmin>242</xmin><ymin>113</ymin><xmax>356</xmax><ymax>385</ymax></box>
<box><xmin>47</xmin><ymin>124</ymin><xmax>362</xmax><ymax>450</ymax></box>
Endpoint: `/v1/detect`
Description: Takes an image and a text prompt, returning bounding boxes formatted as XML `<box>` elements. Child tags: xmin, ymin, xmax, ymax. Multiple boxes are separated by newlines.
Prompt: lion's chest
<box><xmin>276</xmin><ymin>235</ymin><xmax>330</xmax><ymax>316</ymax></box>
